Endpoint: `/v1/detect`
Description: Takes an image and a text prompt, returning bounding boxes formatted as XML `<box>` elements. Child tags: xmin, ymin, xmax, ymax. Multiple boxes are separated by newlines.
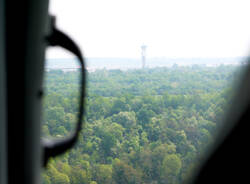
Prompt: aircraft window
<box><xmin>43</xmin><ymin>0</ymin><xmax>250</xmax><ymax>184</ymax></box>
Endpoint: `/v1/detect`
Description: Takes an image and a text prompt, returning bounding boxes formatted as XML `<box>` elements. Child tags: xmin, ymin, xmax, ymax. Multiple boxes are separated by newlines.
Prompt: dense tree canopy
<box><xmin>42</xmin><ymin>65</ymin><xmax>240</xmax><ymax>184</ymax></box>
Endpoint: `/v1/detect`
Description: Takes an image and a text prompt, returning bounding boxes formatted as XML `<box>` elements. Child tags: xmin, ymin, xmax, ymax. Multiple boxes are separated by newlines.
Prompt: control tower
<box><xmin>141</xmin><ymin>45</ymin><xmax>147</xmax><ymax>69</ymax></box>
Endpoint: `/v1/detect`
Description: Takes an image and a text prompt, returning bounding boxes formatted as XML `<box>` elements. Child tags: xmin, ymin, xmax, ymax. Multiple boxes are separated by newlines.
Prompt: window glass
<box><xmin>43</xmin><ymin>1</ymin><xmax>250</xmax><ymax>184</ymax></box>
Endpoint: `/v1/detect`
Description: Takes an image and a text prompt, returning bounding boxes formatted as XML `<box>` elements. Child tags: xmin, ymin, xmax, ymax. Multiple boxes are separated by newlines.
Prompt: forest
<box><xmin>42</xmin><ymin>65</ymin><xmax>240</xmax><ymax>184</ymax></box>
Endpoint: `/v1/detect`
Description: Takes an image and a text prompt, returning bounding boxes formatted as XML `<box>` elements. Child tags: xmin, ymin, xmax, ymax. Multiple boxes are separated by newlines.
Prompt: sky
<box><xmin>47</xmin><ymin>0</ymin><xmax>250</xmax><ymax>59</ymax></box>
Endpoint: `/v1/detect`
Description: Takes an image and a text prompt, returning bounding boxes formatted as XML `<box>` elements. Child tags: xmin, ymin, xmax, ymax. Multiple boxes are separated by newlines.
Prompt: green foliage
<box><xmin>42</xmin><ymin>65</ymin><xmax>238</xmax><ymax>184</ymax></box>
<box><xmin>94</xmin><ymin>164</ymin><xmax>112</xmax><ymax>184</ymax></box>
<box><xmin>47</xmin><ymin>165</ymin><xmax>70</xmax><ymax>184</ymax></box>
<box><xmin>42</xmin><ymin>174</ymin><xmax>51</xmax><ymax>184</ymax></box>
<box><xmin>112</xmin><ymin>159</ymin><xmax>142</xmax><ymax>184</ymax></box>
<box><xmin>161</xmin><ymin>154</ymin><xmax>182</xmax><ymax>184</ymax></box>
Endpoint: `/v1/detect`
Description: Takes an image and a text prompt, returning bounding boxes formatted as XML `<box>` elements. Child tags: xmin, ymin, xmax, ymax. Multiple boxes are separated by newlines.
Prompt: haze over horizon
<box><xmin>46</xmin><ymin>56</ymin><xmax>245</xmax><ymax>71</ymax></box>
<box><xmin>47</xmin><ymin>0</ymin><xmax>250</xmax><ymax>59</ymax></box>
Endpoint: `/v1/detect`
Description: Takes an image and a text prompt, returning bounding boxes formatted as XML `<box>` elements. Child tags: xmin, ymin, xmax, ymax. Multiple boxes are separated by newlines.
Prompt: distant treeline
<box><xmin>46</xmin><ymin>57</ymin><xmax>245</xmax><ymax>70</ymax></box>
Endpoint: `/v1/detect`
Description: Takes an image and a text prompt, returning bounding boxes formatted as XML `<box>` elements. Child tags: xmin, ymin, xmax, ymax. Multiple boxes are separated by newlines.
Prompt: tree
<box><xmin>100</xmin><ymin>131</ymin><xmax>117</xmax><ymax>157</ymax></box>
<box><xmin>112</xmin><ymin>159</ymin><xmax>142</xmax><ymax>184</ymax></box>
<box><xmin>71</xmin><ymin>166</ymin><xmax>91</xmax><ymax>184</ymax></box>
<box><xmin>137</xmin><ymin>106</ymin><xmax>155</xmax><ymax>127</ymax></box>
<box><xmin>95</xmin><ymin>164</ymin><xmax>112</xmax><ymax>184</ymax></box>
<box><xmin>110</xmin><ymin>97</ymin><xmax>129</xmax><ymax>115</ymax></box>
<box><xmin>160</xmin><ymin>154</ymin><xmax>182</xmax><ymax>184</ymax></box>
<box><xmin>42</xmin><ymin>174</ymin><xmax>51</xmax><ymax>184</ymax></box>
<box><xmin>52</xmin><ymin>172</ymin><xmax>70</xmax><ymax>184</ymax></box>
<box><xmin>112</xmin><ymin>111</ymin><xmax>136</xmax><ymax>129</ymax></box>
<box><xmin>46</xmin><ymin>164</ymin><xmax>70</xmax><ymax>184</ymax></box>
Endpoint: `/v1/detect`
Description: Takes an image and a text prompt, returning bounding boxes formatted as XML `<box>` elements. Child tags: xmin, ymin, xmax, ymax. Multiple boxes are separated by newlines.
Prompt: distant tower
<box><xmin>141</xmin><ymin>45</ymin><xmax>147</xmax><ymax>69</ymax></box>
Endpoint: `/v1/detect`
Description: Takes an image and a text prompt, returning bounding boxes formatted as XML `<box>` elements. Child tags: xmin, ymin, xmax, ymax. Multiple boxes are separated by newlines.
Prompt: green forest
<box><xmin>42</xmin><ymin>65</ymin><xmax>240</xmax><ymax>184</ymax></box>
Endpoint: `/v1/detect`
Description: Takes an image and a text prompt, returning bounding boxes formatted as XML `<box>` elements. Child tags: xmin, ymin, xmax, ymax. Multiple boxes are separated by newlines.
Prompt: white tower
<box><xmin>141</xmin><ymin>45</ymin><xmax>147</xmax><ymax>69</ymax></box>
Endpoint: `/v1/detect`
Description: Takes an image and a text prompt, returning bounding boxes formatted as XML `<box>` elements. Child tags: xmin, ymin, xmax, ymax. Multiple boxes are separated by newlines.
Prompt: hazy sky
<box><xmin>47</xmin><ymin>0</ymin><xmax>250</xmax><ymax>59</ymax></box>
